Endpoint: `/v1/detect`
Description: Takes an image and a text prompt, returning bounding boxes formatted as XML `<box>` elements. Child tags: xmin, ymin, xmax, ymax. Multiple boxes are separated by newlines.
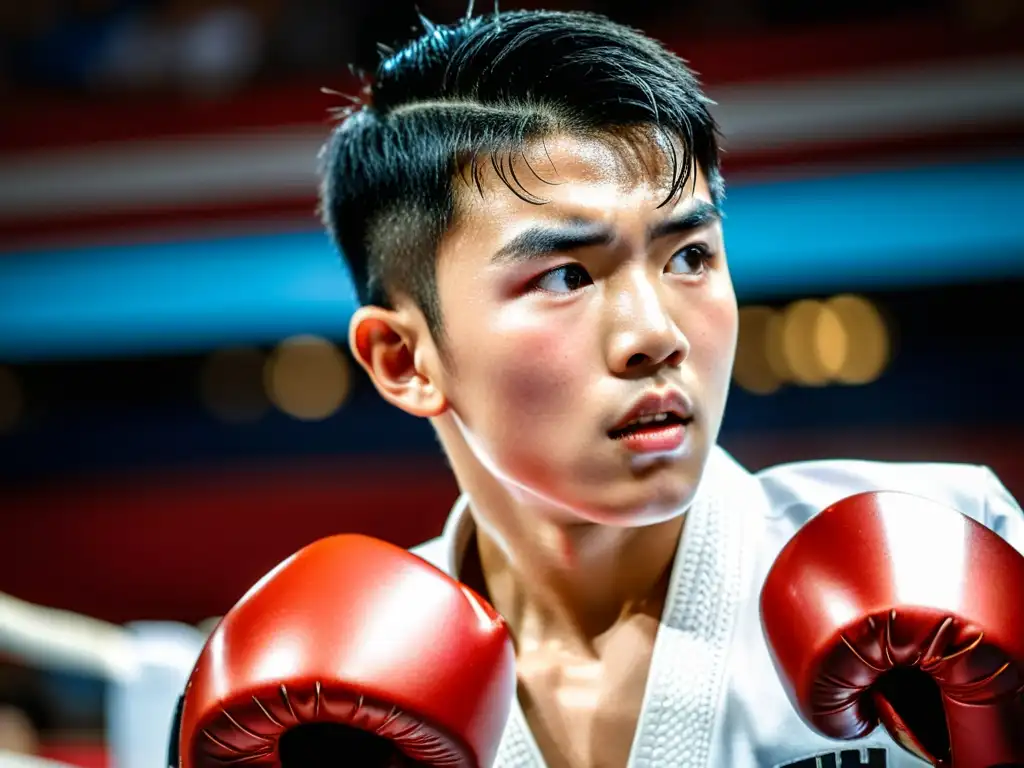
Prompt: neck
<box><xmin>462</xmin><ymin>489</ymin><xmax>684</xmax><ymax>651</ymax></box>
<box><xmin>435</xmin><ymin>415</ymin><xmax>688</xmax><ymax>651</ymax></box>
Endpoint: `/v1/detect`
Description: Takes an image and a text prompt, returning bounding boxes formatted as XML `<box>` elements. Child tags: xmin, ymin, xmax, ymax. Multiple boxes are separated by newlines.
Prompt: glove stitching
<box><xmin>251</xmin><ymin>695</ymin><xmax>284</xmax><ymax>729</ymax></box>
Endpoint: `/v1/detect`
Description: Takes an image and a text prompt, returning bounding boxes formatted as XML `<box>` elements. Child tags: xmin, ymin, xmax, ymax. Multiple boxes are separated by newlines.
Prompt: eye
<box><xmin>666</xmin><ymin>244</ymin><xmax>711</xmax><ymax>277</ymax></box>
<box><xmin>534</xmin><ymin>263</ymin><xmax>594</xmax><ymax>294</ymax></box>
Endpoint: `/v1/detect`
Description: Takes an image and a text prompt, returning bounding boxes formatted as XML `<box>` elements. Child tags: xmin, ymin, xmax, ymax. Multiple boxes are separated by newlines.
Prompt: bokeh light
<box><xmin>200</xmin><ymin>347</ymin><xmax>269</xmax><ymax>424</ymax></box>
<box><xmin>264</xmin><ymin>335</ymin><xmax>351</xmax><ymax>421</ymax></box>
<box><xmin>827</xmin><ymin>295</ymin><xmax>890</xmax><ymax>385</ymax></box>
<box><xmin>734</xmin><ymin>295</ymin><xmax>890</xmax><ymax>394</ymax></box>
<box><xmin>733</xmin><ymin>306</ymin><xmax>784</xmax><ymax>395</ymax></box>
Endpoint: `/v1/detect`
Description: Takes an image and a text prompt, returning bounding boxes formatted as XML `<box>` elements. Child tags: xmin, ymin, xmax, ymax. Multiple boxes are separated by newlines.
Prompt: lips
<box><xmin>610</xmin><ymin>412</ymin><xmax>687</xmax><ymax>438</ymax></box>
<box><xmin>609</xmin><ymin>389</ymin><xmax>693</xmax><ymax>438</ymax></box>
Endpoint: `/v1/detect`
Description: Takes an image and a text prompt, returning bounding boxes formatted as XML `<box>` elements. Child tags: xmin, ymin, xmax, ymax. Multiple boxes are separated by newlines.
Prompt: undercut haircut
<box><xmin>319</xmin><ymin>9</ymin><xmax>724</xmax><ymax>339</ymax></box>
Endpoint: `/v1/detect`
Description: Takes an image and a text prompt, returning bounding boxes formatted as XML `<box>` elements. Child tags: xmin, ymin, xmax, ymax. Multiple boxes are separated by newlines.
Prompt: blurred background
<box><xmin>0</xmin><ymin>0</ymin><xmax>1022</xmax><ymax>763</ymax></box>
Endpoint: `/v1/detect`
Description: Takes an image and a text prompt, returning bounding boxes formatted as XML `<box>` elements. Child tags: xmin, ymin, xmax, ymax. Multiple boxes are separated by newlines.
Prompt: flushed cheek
<box><xmin>451</xmin><ymin>317</ymin><xmax>594</xmax><ymax>491</ymax></box>
<box><xmin>478</xmin><ymin>320</ymin><xmax>591</xmax><ymax>423</ymax></box>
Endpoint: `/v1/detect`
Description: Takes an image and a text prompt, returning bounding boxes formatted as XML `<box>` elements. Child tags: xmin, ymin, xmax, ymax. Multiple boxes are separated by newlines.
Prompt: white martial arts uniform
<box><xmin>412</xmin><ymin>446</ymin><xmax>1024</xmax><ymax>768</ymax></box>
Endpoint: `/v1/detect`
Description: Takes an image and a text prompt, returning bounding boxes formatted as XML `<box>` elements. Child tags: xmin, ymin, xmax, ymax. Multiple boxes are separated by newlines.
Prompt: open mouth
<box><xmin>609</xmin><ymin>412</ymin><xmax>692</xmax><ymax>439</ymax></box>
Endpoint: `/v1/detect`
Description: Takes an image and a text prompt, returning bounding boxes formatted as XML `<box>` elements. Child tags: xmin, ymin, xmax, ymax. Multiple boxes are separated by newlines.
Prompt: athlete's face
<box><xmin>428</xmin><ymin>134</ymin><xmax>739</xmax><ymax>525</ymax></box>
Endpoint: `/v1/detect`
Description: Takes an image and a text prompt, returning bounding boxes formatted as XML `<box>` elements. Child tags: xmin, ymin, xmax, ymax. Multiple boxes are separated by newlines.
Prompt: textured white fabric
<box><xmin>411</xmin><ymin>446</ymin><xmax>1024</xmax><ymax>768</ymax></box>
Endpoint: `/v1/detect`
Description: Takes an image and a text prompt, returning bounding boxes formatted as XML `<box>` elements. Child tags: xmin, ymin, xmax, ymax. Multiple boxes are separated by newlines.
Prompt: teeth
<box><xmin>630</xmin><ymin>413</ymin><xmax>670</xmax><ymax>427</ymax></box>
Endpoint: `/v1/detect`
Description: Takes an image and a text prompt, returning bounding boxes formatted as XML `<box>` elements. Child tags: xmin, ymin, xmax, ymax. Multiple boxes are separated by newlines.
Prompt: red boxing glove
<box><xmin>178</xmin><ymin>534</ymin><xmax>516</xmax><ymax>768</ymax></box>
<box><xmin>761</xmin><ymin>491</ymin><xmax>1024</xmax><ymax>768</ymax></box>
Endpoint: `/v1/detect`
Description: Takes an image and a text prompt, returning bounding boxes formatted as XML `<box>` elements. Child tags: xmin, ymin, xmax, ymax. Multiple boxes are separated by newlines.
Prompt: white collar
<box><xmin>433</xmin><ymin>447</ymin><xmax>768</xmax><ymax>768</ymax></box>
<box><xmin>438</xmin><ymin>491</ymin><xmax>475</xmax><ymax>578</ymax></box>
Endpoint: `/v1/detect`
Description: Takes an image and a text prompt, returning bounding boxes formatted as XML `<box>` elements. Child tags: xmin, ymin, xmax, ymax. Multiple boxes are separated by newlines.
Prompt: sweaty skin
<box><xmin>350</xmin><ymin>133</ymin><xmax>739</xmax><ymax>768</ymax></box>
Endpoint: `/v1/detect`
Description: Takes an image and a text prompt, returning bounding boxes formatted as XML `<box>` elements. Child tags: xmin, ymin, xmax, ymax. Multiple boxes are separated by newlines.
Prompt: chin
<box><xmin>572</xmin><ymin>475</ymin><xmax>699</xmax><ymax>528</ymax></box>
<box><xmin>507</xmin><ymin>443</ymin><xmax>707</xmax><ymax>527</ymax></box>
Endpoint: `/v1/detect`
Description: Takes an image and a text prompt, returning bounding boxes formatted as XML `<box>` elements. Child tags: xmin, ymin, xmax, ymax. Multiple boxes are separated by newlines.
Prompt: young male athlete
<box><xmin>174</xmin><ymin>9</ymin><xmax>1024</xmax><ymax>768</ymax></box>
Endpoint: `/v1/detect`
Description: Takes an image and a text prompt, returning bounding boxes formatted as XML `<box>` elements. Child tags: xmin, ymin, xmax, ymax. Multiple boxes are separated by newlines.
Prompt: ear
<box><xmin>348</xmin><ymin>305</ymin><xmax>448</xmax><ymax>418</ymax></box>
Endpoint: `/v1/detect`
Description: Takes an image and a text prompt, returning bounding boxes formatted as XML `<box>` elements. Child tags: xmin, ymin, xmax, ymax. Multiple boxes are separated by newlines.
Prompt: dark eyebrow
<box><xmin>490</xmin><ymin>201</ymin><xmax>722</xmax><ymax>265</ymax></box>
<box><xmin>647</xmin><ymin>200</ymin><xmax>722</xmax><ymax>240</ymax></box>
<box><xmin>490</xmin><ymin>219</ymin><xmax>614</xmax><ymax>265</ymax></box>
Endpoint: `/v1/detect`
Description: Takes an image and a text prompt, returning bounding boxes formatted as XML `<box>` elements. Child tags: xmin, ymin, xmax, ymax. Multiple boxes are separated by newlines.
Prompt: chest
<box><xmin>516</xmin><ymin>615</ymin><xmax>659</xmax><ymax>768</ymax></box>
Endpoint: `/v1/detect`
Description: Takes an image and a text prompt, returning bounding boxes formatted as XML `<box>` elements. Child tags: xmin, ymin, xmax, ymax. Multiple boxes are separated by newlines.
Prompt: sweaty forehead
<box><xmin>526</xmin><ymin>133</ymin><xmax>671</xmax><ymax>187</ymax></box>
<box><xmin>454</xmin><ymin>131</ymin><xmax>704</xmax><ymax>224</ymax></box>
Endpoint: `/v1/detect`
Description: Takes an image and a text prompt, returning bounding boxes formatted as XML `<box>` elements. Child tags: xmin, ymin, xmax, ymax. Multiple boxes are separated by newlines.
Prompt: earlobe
<box><xmin>348</xmin><ymin>306</ymin><xmax>448</xmax><ymax>418</ymax></box>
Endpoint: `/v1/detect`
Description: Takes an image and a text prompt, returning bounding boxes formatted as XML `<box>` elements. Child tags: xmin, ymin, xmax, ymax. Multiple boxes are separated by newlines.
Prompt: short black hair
<box><xmin>319</xmin><ymin>9</ymin><xmax>723</xmax><ymax>338</ymax></box>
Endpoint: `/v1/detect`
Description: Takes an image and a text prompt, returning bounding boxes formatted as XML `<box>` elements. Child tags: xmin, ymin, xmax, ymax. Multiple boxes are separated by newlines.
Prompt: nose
<box><xmin>607</xmin><ymin>271</ymin><xmax>689</xmax><ymax>376</ymax></box>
